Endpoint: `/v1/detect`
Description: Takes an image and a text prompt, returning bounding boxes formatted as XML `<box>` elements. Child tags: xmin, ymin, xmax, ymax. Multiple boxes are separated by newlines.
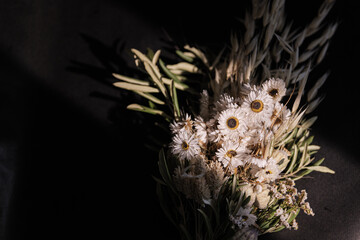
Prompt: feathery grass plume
<box><xmin>110</xmin><ymin>1</ymin><xmax>337</xmax><ymax>239</ymax></box>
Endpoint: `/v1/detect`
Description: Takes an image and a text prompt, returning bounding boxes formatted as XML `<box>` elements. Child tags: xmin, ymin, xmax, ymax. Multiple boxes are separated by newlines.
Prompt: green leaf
<box><xmin>184</xmin><ymin>45</ymin><xmax>209</xmax><ymax>66</ymax></box>
<box><xmin>162</xmin><ymin>77</ymin><xmax>190</xmax><ymax>91</ymax></box>
<box><xmin>126</xmin><ymin>104</ymin><xmax>171</xmax><ymax>120</ymax></box>
<box><xmin>299</xmin><ymin>145</ymin><xmax>320</xmax><ymax>152</ymax></box>
<box><xmin>204</xmin><ymin>199</ymin><xmax>220</xmax><ymax>227</ymax></box>
<box><xmin>176</xmin><ymin>50</ymin><xmax>195</xmax><ymax>62</ymax></box>
<box><xmin>159</xmin><ymin>59</ymin><xmax>181</xmax><ymax>83</ymax></box>
<box><xmin>277</xmin><ymin>128</ymin><xmax>298</xmax><ymax>147</ymax></box>
<box><xmin>158</xmin><ymin>149</ymin><xmax>178</xmax><ymax>193</ymax></box>
<box><xmin>298</xmin><ymin>142</ymin><xmax>309</xmax><ymax>169</ymax></box>
<box><xmin>152</xmin><ymin>50</ymin><xmax>161</xmax><ymax>65</ymax></box>
<box><xmin>241</xmin><ymin>195</ymin><xmax>251</xmax><ymax>207</ymax></box>
<box><xmin>287</xmin><ymin>208</ymin><xmax>300</xmax><ymax>223</ymax></box>
<box><xmin>271</xmin><ymin>225</ymin><xmax>285</xmax><ymax>233</ymax></box>
<box><xmin>198</xmin><ymin>209</ymin><xmax>214</xmax><ymax>238</ymax></box>
<box><xmin>134</xmin><ymin>91</ymin><xmax>165</xmax><ymax>105</ymax></box>
<box><xmin>131</xmin><ymin>48</ymin><xmax>161</xmax><ymax>78</ymax></box>
<box><xmin>167</xmin><ymin>62</ymin><xmax>199</xmax><ymax>73</ymax></box>
<box><xmin>143</xmin><ymin>62</ymin><xmax>167</xmax><ymax>97</ymax></box>
<box><xmin>112</xmin><ymin>73</ymin><xmax>150</xmax><ymax>86</ymax></box>
<box><xmin>113</xmin><ymin>82</ymin><xmax>159</xmax><ymax>93</ymax></box>
<box><xmin>146</xmin><ymin>48</ymin><xmax>155</xmax><ymax>60</ymax></box>
<box><xmin>286</xmin><ymin>144</ymin><xmax>298</xmax><ymax>174</ymax></box>
<box><xmin>148</xmin><ymin>100</ymin><xmax>156</xmax><ymax>109</ymax></box>
<box><xmin>305</xmin><ymin>165</ymin><xmax>335</xmax><ymax>174</ymax></box>
<box><xmin>170</xmin><ymin>79</ymin><xmax>181</xmax><ymax>118</ymax></box>
<box><xmin>292</xmin><ymin>158</ymin><xmax>324</xmax><ymax>180</ymax></box>
<box><xmin>156</xmin><ymin>182</ymin><xmax>177</xmax><ymax>228</ymax></box>
<box><xmin>303</xmin><ymin>136</ymin><xmax>314</xmax><ymax>146</ymax></box>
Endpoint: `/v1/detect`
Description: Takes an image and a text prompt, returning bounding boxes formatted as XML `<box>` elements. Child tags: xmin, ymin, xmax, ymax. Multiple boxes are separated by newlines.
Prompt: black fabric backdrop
<box><xmin>0</xmin><ymin>0</ymin><xmax>359</xmax><ymax>239</ymax></box>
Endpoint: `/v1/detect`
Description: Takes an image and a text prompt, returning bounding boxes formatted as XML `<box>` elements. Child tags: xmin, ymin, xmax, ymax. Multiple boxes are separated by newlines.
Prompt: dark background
<box><xmin>0</xmin><ymin>0</ymin><xmax>359</xmax><ymax>239</ymax></box>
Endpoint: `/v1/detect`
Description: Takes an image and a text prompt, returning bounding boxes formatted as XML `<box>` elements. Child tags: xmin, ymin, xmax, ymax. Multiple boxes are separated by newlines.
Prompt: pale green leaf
<box><xmin>286</xmin><ymin>144</ymin><xmax>298</xmax><ymax>174</ymax></box>
<box><xmin>127</xmin><ymin>104</ymin><xmax>171</xmax><ymax>119</ymax></box>
<box><xmin>175</xmin><ymin>50</ymin><xmax>195</xmax><ymax>62</ymax></box>
<box><xmin>159</xmin><ymin>59</ymin><xmax>181</xmax><ymax>83</ymax></box>
<box><xmin>112</xmin><ymin>73</ymin><xmax>149</xmax><ymax>86</ymax></box>
<box><xmin>113</xmin><ymin>82</ymin><xmax>159</xmax><ymax>93</ymax></box>
<box><xmin>134</xmin><ymin>91</ymin><xmax>165</xmax><ymax>105</ymax></box>
<box><xmin>131</xmin><ymin>48</ymin><xmax>161</xmax><ymax>78</ymax></box>
<box><xmin>143</xmin><ymin>62</ymin><xmax>167</xmax><ymax>97</ymax></box>
<box><xmin>152</xmin><ymin>49</ymin><xmax>161</xmax><ymax>65</ymax></box>
<box><xmin>170</xmin><ymin>79</ymin><xmax>180</xmax><ymax>118</ymax></box>
<box><xmin>162</xmin><ymin>78</ymin><xmax>190</xmax><ymax>91</ymax></box>
<box><xmin>305</xmin><ymin>165</ymin><xmax>335</xmax><ymax>174</ymax></box>
<box><xmin>167</xmin><ymin>62</ymin><xmax>199</xmax><ymax>73</ymax></box>
<box><xmin>184</xmin><ymin>45</ymin><xmax>209</xmax><ymax>66</ymax></box>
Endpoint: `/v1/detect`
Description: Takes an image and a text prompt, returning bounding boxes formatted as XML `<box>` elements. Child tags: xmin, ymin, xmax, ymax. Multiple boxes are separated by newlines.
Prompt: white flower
<box><xmin>170</xmin><ymin>113</ymin><xmax>193</xmax><ymax>134</ymax></box>
<box><xmin>292</xmin><ymin>219</ymin><xmax>299</xmax><ymax>230</ymax></box>
<box><xmin>239</xmin><ymin>83</ymin><xmax>259</xmax><ymax>98</ymax></box>
<box><xmin>242</xmin><ymin>127</ymin><xmax>273</xmax><ymax>147</ymax></box>
<box><xmin>170</xmin><ymin>131</ymin><xmax>200</xmax><ymax>160</ymax></box>
<box><xmin>302</xmin><ymin>202</ymin><xmax>315</xmax><ymax>216</ymax></box>
<box><xmin>280</xmin><ymin>213</ymin><xmax>291</xmax><ymax>229</ymax></box>
<box><xmin>213</xmin><ymin>93</ymin><xmax>239</xmax><ymax>113</ymax></box>
<box><xmin>249</xmin><ymin>156</ymin><xmax>267</xmax><ymax>168</ymax></box>
<box><xmin>280</xmin><ymin>183</ymin><xmax>287</xmax><ymax>194</ymax></box>
<box><xmin>217</xmin><ymin>108</ymin><xmax>247</xmax><ymax>141</ymax></box>
<box><xmin>262</xmin><ymin>78</ymin><xmax>286</xmax><ymax>101</ymax></box>
<box><xmin>299</xmin><ymin>189</ymin><xmax>308</xmax><ymax>204</ymax></box>
<box><xmin>230</xmin><ymin>207</ymin><xmax>257</xmax><ymax>229</ymax></box>
<box><xmin>194</xmin><ymin>116</ymin><xmax>208</xmax><ymax>146</ymax></box>
<box><xmin>275</xmin><ymin>207</ymin><xmax>284</xmax><ymax>216</ymax></box>
<box><xmin>216</xmin><ymin>141</ymin><xmax>248</xmax><ymax>168</ymax></box>
<box><xmin>241</xmin><ymin>89</ymin><xmax>274</xmax><ymax>127</ymax></box>
<box><xmin>169</xmin><ymin>120</ymin><xmax>183</xmax><ymax>134</ymax></box>
<box><xmin>254</xmin><ymin>158</ymin><xmax>281</xmax><ymax>182</ymax></box>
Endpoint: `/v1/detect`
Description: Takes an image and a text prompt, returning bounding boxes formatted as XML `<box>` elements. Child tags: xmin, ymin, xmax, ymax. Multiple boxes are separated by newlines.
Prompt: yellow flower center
<box><xmin>181</xmin><ymin>141</ymin><xmax>189</xmax><ymax>150</ymax></box>
<box><xmin>250</xmin><ymin>100</ymin><xmax>264</xmax><ymax>113</ymax></box>
<box><xmin>226</xmin><ymin>150</ymin><xmax>237</xmax><ymax>158</ymax></box>
<box><xmin>268</xmin><ymin>88</ymin><xmax>279</xmax><ymax>97</ymax></box>
<box><xmin>266</xmin><ymin>170</ymin><xmax>272</xmax><ymax>175</ymax></box>
<box><xmin>226</xmin><ymin>117</ymin><xmax>239</xmax><ymax>130</ymax></box>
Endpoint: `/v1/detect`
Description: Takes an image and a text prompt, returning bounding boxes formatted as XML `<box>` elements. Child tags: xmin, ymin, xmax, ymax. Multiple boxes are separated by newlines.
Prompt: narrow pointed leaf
<box><xmin>131</xmin><ymin>48</ymin><xmax>161</xmax><ymax>78</ymax></box>
<box><xmin>305</xmin><ymin>165</ymin><xmax>335</xmax><ymax>174</ymax></box>
<box><xmin>197</xmin><ymin>209</ymin><xmax>214</xmax><ymax>238</ymax></box>
<box><xmin>159</xmin><ymin>59</ymin><xmax>181</xmax><ymax>83</ymax></box>
<box><xmin>175</xmin><ymin>50</ymin><xmax>195</xmax><ymax>62</ymax></box>
<box><xmin>113</xmin><ymin>82</ymin><xmax>159</xmax><ymax>93</ymax></box>
<box><xmin>112</xmin><ymin>73</ymin><xmax>150</xmax><ymax>86</ymax></box>
<box><xmin>134</xmin><ymin>91</ymin><xmax>165</xmax><ymax>105</ymax></box>
<box><xmin>286</xmin><ymin>144</ymin><xmax>298</xmax><ymax>174</ymax></box>
<box><xmin>152</xmin><ymin>49</ymin><xmax>161</xmax><ymax>65</ymax></box>
<box><xmin>162</xmin><ymin>77</ymin><xmax>190</xmax><ymax>91</ymax></box>
<box><xmin>127</xmin><ymin>104</ymin><xmax>171</xmax><ymax>119</ymax></box>
<box><xmin>170</xmin><ymin>79</ymin><xmax>180</xmax><ymax>118</ymax></box>
<box><xmin>143</xmin><ymin>62</ymin><xmax>167</xmax><ymax>97</ymax></box>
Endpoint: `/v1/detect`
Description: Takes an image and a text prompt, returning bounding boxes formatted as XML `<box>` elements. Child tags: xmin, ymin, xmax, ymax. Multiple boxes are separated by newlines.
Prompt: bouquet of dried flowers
<box><xmin>111</xmin><ymin>0</ymin><xmax>336</xmax><ymax>239</ymax></box>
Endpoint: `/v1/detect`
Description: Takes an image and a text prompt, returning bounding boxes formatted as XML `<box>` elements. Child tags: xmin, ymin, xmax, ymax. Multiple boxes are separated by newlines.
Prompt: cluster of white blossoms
<box><xmin>170</xmin><ymin>77</ymin><xmax>289</xmax><ymax>172</ymax></box>
<box><xmin>169</xmin><ymin>78</ymin><xmax>299</xmax><ymax>230</ymax></box>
